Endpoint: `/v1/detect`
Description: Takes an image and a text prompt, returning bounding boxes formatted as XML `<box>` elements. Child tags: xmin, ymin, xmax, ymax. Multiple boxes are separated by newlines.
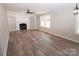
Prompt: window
<box><xmin>40</xmin><ymin>15</ymin><xmax>51</xmax><ymax>28</ymax></box>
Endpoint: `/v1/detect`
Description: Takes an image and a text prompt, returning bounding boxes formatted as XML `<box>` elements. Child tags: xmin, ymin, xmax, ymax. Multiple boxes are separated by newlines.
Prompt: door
<box><xmin>30</xmin><ymin>16</ymin><xmax>36</xmax><ymax>29</ymax></box>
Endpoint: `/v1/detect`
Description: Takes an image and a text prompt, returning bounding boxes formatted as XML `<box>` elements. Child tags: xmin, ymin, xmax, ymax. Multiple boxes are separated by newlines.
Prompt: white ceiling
<box><xmin>4</xmin><ymin>3</ymin><xmax>76</xmax><ymax>14</ymax></box>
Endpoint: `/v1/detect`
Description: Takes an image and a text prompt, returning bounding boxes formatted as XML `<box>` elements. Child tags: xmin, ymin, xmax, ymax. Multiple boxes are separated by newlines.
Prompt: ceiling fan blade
<box><xmin>30</xmin><ymin>12</ymin><xmax>35</xmax><ymax>13</ymax></box>
<box><xmin>27</xmin><ymin>12</ymin><xmax>35</xmax><ymax>14</ymax></box>
<box><xmin>25</xmin><ymin>9</ymin><xmax>35</xmax><ymax>14</ymax></box>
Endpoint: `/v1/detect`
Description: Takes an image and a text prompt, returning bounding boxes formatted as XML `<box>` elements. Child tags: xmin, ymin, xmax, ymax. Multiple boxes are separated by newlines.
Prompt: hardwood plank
<box><xmin>7</xmin><ymin>29</ymin><xmax>79</xmax><ymax>56</ymax></box>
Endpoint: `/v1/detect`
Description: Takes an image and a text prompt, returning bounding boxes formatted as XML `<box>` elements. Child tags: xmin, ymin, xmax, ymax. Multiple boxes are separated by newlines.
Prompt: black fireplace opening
<box><xmin>19</xmin><ymin>23</ymin><xmax>27</xmax><ymax>30</ymax></box>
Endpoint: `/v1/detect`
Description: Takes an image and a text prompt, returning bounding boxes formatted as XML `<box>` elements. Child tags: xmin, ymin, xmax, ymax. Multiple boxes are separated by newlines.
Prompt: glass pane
<box><xmin>40</xmin><ymin>16</ymin><xmax>44</xmax><ymax>22</ymax></box>
<box><xmin>41</xmin><ymin>22</ymin><xmax>45</xmax><ymax>27</ymax></box>
<box><xmin>45</xmin><ymin>22</ymin><xmax>50</xmax><ymax>28</ymax></box>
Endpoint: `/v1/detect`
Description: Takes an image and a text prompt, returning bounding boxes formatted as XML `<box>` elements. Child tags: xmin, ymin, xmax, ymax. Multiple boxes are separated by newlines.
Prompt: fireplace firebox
<box><xmin>19</xmin><ymin>23</ymin><xmax>27</xmax><ymax>30</ymax></box>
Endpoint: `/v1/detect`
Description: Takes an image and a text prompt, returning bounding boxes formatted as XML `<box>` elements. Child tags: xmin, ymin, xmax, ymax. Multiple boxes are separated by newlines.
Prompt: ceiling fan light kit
<box><xmin>73</xmin><ymin>3</ymin><xmax>79</xmax><ymax>15</ymax></box>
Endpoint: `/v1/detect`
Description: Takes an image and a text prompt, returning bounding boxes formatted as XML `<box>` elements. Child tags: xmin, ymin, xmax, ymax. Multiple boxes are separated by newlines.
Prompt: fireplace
<box><xmin>19</xmin><ymin>23</ymin><xmax>27</xmax><ymax>30</ymax></box>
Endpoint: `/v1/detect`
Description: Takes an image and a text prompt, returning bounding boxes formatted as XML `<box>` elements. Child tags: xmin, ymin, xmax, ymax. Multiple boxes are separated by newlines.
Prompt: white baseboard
<box><xmin>38</xmin><ymin>29</ymin><xmax>79</xmax><ymax>44</ymax></box>
<box><xmin>52</xmin><ymin>32</ymin><xmax>79</xmax><ymax>44</ymax></box>
<box><xmin>29</xmin><ymin>28</ymin><xmax>37</xmax><ymax>30</ymax></box>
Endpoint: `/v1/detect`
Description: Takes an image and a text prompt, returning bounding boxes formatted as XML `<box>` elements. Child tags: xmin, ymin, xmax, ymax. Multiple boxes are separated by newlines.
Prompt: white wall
<box><xmin>36</xmin><ymin>8</ymin><xmax>79</xmax><ymax>43</ymax></box>
<box><xmin>0</xmin><ymin>4</ymin><xmax>9</xmax><ymax>56</ymax></box>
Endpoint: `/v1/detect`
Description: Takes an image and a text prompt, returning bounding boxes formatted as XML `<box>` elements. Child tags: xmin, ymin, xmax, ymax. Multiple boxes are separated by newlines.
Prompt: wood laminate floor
<box><xmin>7</xmin><ymin>29</ymin><xmax>79</xmax><ymax>56</ymax></box>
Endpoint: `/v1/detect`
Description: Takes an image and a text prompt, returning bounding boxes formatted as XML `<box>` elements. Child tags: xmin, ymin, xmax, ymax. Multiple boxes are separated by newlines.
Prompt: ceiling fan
<box><xmin>25</xmin><ymin>9</ymin><xmax>35</xmax><ymax>14</ymax></box>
